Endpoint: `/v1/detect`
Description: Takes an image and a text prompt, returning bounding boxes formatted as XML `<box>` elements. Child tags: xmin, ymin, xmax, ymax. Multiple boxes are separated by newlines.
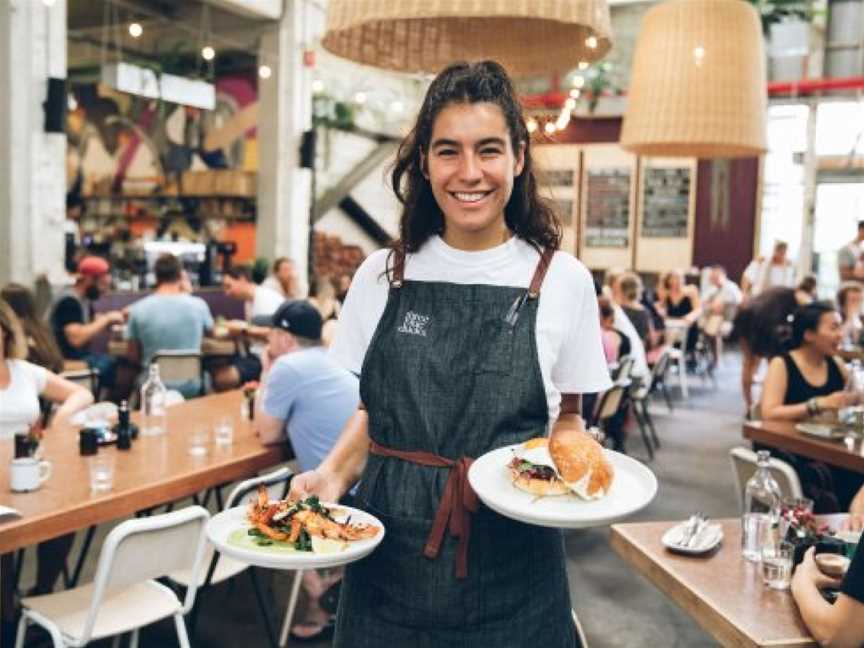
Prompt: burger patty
<box><xmin>508</xmin><ymin>457</ymin><xmax>558</xmax><ymax>481</ymax></box>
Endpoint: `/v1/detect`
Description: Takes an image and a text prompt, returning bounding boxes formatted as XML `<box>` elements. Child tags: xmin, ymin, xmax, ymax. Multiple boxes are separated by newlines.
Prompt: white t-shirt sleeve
<box><xmin>329</xmin><ymin>250</ymin><xmax>391</xmax><ymax>375</ymax></box>
<box><xmin>19</xmin><ymin>360</ymin><xmax>49</xmax><ymax>394</ymax></box>
<box><xmin>548</xmin><ymin>255</ymin><xmax>613</xmax><ymax>394</ymax></box>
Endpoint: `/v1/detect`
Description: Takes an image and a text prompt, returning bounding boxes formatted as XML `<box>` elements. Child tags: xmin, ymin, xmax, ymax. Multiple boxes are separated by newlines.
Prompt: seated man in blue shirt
<box><xmin>126</xmin><ymin>253</ymin><xmax>214</xmax><ymax>398</ymax></box>
<box><xmin>254</xmin><ymin>299</ymin><xmax>359</xmax><ymax>642</ymax></box>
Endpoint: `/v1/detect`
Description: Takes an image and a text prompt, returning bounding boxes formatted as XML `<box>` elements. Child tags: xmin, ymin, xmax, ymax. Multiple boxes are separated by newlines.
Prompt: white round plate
<box><xmin>661</xmin><ymin>522</ymin><xmax>723</xmax><ymax>555</ymax></box>
<box><xmin>468</xmin><ymin>444</ymin><xmax>658</xmax><ymax>529</ymax></box>
<box><xmin>206</xmin><ymin>504</ymin><xmax>385</xmax><ymax>570</ymax></box>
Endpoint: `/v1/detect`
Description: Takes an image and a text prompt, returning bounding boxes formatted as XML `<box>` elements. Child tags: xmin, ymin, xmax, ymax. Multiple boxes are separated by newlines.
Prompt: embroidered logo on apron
<box><xmin>397</xmin><ymin>311</ymin><xmax>431</xmax><ymax>337</ymax></box>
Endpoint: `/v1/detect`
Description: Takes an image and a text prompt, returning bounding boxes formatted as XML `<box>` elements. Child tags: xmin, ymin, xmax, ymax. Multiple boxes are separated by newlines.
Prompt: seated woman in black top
<box><xmin>760</xmin><ymin>302</ymin><xmax>850</xmax><ymax>421</ymax></box>
<box><xmin>792</xmin><ymin>542</ymin><xmax>864</xmax><ymax>646</ymax></box>
<box><xmin>656</xmin><ymin>269</ymin><xmax>701</xmax><ymax>354</ymax></box>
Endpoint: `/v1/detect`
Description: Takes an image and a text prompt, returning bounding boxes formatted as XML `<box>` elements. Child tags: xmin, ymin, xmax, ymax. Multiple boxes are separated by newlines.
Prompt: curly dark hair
<box><xmin>389</xmin><ymin>60</ymin><xmax>561</xmax><ymax>266</ymax></box>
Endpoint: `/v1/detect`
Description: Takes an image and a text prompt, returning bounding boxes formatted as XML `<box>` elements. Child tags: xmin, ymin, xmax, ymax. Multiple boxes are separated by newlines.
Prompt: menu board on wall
<box><xmin>642</xmin><ymin>167</ymin><xmax>691</xmax><ymax>238</ymax></box>
<box><xmin>585</xmin><ymin>169</ymin><xmax>631</xmax><ymax>248</ymax></box>
<box><xmin>539</xmin><ymin>169</ymin><xmax>575</xmax><ymax>226</ymax></box>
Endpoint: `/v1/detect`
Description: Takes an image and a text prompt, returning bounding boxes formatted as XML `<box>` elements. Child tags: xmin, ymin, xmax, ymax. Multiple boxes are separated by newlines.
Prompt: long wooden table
<box><xmin>0</xmin><ymin>390</ymin><xmax>284</xmax><ymax>552</ymax></box>
<box><xmin>743</xmin><ymin>419</ymin><xmax>864</xmax><ymax>474</ymax></box>
<box><xmin>611</xmin><ymin>518</ymin><xmax>822</xmax><ymax>648</ymax></box>
<box><xmin>0</xmin><ymin>390</ymin><xmax>285</xmax><ymax>639</ymax></box>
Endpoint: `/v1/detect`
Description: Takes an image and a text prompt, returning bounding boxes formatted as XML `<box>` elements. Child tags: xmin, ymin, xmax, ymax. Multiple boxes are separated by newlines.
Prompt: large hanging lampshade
<box><xmin>620</xmin><ymin>0</ymin><xmax>767</xmax><ymax>158</ymax></box>
<box><xmin>322</xmin><ymin>0</ymin><xmax>613</xmax><ymax>76</ymax></box>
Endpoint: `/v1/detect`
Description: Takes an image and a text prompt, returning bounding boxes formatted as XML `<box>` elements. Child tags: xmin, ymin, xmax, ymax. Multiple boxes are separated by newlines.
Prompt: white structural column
<box><xmin>257</xmin><ymin>0</ymin><xmax>313</xmax><ymax>293</ymax></box>
<box><xmin>0</xmin><ymin>0</ymin><xmax>67</xmax><ymax>286</ymax></box>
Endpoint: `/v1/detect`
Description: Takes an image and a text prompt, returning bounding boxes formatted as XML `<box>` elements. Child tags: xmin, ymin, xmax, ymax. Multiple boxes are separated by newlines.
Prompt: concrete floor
<box><xmin>18</xmin><ymin>354</ymin><xmax>749</xmax><ymax>648</ymax></box>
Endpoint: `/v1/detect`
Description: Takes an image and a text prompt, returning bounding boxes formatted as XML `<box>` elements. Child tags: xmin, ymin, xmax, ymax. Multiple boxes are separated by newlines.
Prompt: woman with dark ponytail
<box><xmin>760</xmin><ymin>301</ymin><xmax>851</xmax><ymax>421</ymax></box>
<box><xmin>289</xmin><ymin>61</ymin><xmax>610</xmax><ymax>646</ymax></box>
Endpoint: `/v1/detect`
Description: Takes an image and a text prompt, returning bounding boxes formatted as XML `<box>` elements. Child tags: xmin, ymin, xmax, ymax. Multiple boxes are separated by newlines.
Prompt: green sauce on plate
<box><xmin>227</xmin><ymin>528</ymin><xmax>300</xmax><ymax>554</ymax></box>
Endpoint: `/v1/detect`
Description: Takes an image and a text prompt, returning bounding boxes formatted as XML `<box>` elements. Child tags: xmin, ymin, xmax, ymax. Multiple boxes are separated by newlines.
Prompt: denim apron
<box><xmin>334</xmin><ymin>247</ymin><xmax>575</xmax><ymax>648</ymax></box>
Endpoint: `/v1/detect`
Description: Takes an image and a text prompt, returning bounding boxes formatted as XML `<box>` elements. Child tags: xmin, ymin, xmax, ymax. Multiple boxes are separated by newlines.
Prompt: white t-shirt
<box><xmin>329</xmin><ymin>236</ymin><xmax>612</xmax><ymax>421</ymax></box>
<box><xmin>246</xmin><ymin>285</ymin><xmax>285</xmax><ymax>356</ymax></box>
<box><xmin>0</xmin><ymin>360</ymin><xmax>48</xmax><ymax>440</ymax></box>
<box><xmin>261</xmin><ymin>276</ymin><xmax>290</xmax><ymax>299</ymax></box>
<box><xmin>746</xmin><ymin>260</ymin><xmax>796</xmax><ymax>295</ymax></box>
<box><xmin>250</xmin><ymin>285</ymin><xmax>285</xmax><ymax>320</ymax></box>
<box><xmin>612</xmin><ymin>305</ymin><xmax>648</xmax><ymax>377</ymax></box>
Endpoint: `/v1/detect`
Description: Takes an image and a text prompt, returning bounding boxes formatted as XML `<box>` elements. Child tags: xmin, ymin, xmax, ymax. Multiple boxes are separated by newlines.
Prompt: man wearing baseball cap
<box><xmin>254</xmin><ymin>299</ymin><xmax>359</xmax><ymax>640</ymax></box>
<box><xmin>49</xmin><ymin>256</ymin><xmax>126</xmax><ymax>398</ymax></box>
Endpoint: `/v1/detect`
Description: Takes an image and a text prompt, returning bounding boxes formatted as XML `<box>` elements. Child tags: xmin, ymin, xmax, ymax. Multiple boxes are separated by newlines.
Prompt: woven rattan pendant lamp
<box><xmin>322</xmin><ymin>0</ymin><xmax>613</xmax><ymax>76</ymax></box>
<box><xmin>620</xmin><ymin>0</ymin><xmax>767</xmax><ymax>158</ymax></box>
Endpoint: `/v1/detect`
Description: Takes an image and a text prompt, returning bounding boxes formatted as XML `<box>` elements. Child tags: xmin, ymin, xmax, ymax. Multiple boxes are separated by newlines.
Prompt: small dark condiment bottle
<box><xmin>116</xmin><ymin>400</ymin><xmax>132</xmax><ymax>450</ymax></box>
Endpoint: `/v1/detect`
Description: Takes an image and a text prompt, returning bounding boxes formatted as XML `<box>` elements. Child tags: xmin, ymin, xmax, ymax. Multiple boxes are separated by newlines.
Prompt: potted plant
<box><xmin>748</xmin><ymin>0</ymin><xmax>823</xmax><ymax>81</ymax></box>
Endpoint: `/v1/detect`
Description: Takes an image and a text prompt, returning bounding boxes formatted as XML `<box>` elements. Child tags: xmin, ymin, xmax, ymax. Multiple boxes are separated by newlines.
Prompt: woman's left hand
<box><xmin>793</xmin><ymin>547</ymin><xmax>844</xmax><ymax>591</ymax></box>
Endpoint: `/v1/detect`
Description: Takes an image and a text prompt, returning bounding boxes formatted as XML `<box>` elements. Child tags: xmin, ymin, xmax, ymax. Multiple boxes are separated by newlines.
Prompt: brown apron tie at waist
<box><xmin>369</xmin><ymin>439</ymin><xmax>477</xmax><ymax>579</ymax></box>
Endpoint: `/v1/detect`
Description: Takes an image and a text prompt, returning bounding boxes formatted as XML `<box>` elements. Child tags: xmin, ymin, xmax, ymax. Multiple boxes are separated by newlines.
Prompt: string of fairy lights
<box><xmin>526</xmin><ymin>34</ymin><xmax>599</xmax><ymax>137</ymax></box>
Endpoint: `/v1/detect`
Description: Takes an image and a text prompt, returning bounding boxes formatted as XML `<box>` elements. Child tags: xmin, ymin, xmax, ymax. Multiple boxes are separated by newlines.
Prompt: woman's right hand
<box><xmin>290</xmin><ymin>469</ymin><xmax>345</xmax><ymax>504</ymax></box>
<box><xmin>818</xmin><ymin>391</ymin><xmax>854</xmax><ymax>411</ymax></box>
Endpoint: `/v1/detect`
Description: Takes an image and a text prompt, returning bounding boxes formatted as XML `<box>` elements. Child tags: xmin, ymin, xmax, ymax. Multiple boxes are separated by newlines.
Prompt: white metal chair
<box><xmin>573</xmin><ymin>608</ymin><xmax>589</xmax><ymax>647</ymax></box>
<box><xmin>15</xmin><ymin>505</ymin><xmax>210</xmax><ymax>648</ymax></box>
<box><xmin>611</xmin><ymin>355</ymin><xmax>634</xmax><ymax>386</ymax></box>
<box><xmin>729</xmin><ymin>447</ymin><xmax>804</xmax><ymax>512</ymax></box>
<box><xmin>169</xmin><ymin>467</ymin><xmax>293</xmax><ymax>648</ymax></box>
<box><xmin>663</xmin><ymin>325</ymin><xmax>690</xmax><ymax>399</ymax></box>
<box><xmin>60</xmin><ymin>368</ymin><xmax>99</xmax><ymax>398</ymax></box>
<box><xmin>151</xmin><ymin>350</ymin><xmax>205</xmax><ymax>397</ymax></box>
<box><xmin>629</xmin><ymin>373</ymin><xmax>660</xmax><ymax>457</ymax></box>
<box><xmin>648</xmin><ymin>348</ymin><xmax>674</xmax><ymax>413</ymax></box>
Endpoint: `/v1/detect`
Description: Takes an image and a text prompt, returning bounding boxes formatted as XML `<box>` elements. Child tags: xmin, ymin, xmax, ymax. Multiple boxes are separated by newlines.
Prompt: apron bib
<box><xmin>335</xmin><ymin>248</ymin><xmax>576</xmax><ymax>648</ymax></box>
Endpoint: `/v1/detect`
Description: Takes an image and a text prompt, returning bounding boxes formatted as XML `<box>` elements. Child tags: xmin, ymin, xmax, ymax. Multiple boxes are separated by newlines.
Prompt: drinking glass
<box><xmin>214</xmin><ymin>418</ymin><xmax>234</xmax><ymax>447</ymax></box>
<box><xmin>188</xmin><ymin>428</ymin><xmax>209</xmax><ymax>457</ymax></box>
<box><xmin>742</xmin><ymin>513</ymin><xmax>773</xmax><ymax>562</ymax></box>
<box><xmin>761</xmin><ymin>541</ymin><xmax>794</xmax><ymax>590</ymax></box>
<box><xmin>88</xmin><ymin>454</ymin><xmax>115</xmax><ymax>493</ymax></box>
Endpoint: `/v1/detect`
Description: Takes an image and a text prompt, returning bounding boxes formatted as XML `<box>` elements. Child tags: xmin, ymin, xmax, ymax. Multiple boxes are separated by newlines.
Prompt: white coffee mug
<box><xmin>10</xmin><ymin>457</ymin><xmax>52</xmax><ymax>492</ymax></box>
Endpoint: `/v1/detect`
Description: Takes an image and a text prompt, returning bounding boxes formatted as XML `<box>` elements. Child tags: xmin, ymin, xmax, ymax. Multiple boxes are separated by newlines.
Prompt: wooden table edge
<box><xmin>609</xmin><ymin>523</ymin><xmax>815</xmax><ymax>648</ymax></box>
<box><xmin>0</xmin><ymin>446</ymin><xmax>285</xmax><ymax>554</ymax></box>
<box><xmin>742</xmin><ymin>422</ymin><xmax>864</xmax><ymax>474</ymax></box>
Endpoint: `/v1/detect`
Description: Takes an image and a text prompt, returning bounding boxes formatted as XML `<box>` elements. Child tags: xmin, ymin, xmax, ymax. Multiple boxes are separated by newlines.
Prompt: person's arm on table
<box><xmin>683</xmin><ymin>287</ymin><xmax>702</xmax><ymax>324</ymax></box>
<box><xmin>42</xmin><ymin>373</ymin><xmax>93</xmax><ymax>429</ymax></box>
<box><xmin>760</xmin><ymin>356</ymin><xmax>851</xmax><ymax>421</ymax></box>
<box><xmin>792</xmin><ymin>547</ymin><xmax>864</xmax><ymax>648</ymax></box>
<box><xmin>64</xmin><ymin>311</ymin><xmax>124</xmax><ymax>350</ymax></box>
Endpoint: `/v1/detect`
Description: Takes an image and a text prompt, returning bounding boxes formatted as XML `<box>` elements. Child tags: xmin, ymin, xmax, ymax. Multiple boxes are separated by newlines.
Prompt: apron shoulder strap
<box><xmin>389</xmin><ymin>246</ymin><xmax>406</xmax><ymax>288</ymax></box>
<box><xmin>528</xmin><ymin>247</ymin><xmax>555</xmax><ymax>299</ymax></box>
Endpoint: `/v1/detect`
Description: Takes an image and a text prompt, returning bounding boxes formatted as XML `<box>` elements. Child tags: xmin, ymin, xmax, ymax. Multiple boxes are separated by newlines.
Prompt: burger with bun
<box><xmin>508</xmin><ymin>428</ymin><xmax>614</xmax><ymax>500</ymax></box>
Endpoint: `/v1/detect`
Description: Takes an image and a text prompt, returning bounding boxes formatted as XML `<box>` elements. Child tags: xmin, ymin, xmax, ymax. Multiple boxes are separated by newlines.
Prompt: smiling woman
<box><xmin>390</xmin><ymin>60</ymin><xmax>561</xmax><ymax>257</ymax></box>
<box><xmin>288</xmin><ymin>60</ymin><xmax>611</xmax><ymax>648</ymax></box>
